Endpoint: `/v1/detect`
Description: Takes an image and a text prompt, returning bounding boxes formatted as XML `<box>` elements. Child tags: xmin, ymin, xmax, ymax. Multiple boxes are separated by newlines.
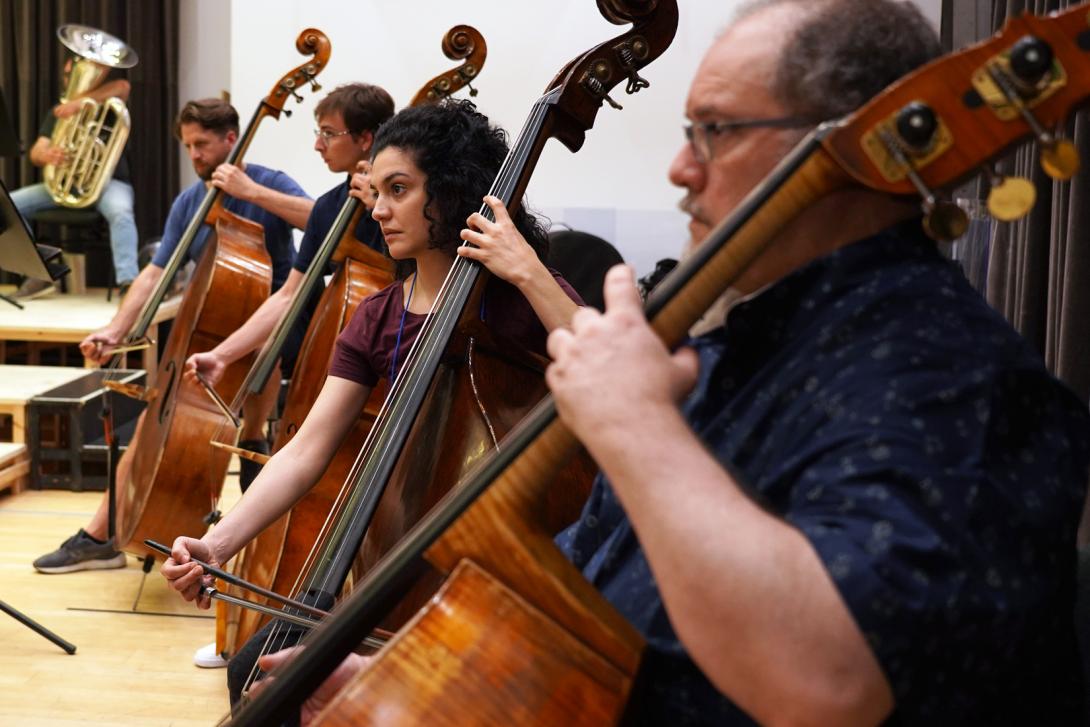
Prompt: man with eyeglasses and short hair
<box><xmin>545</xmin><ymin>0</ymin><xmax>1090</xmax><ymax>724</ymax></box>
<box><xmin>183</xmin><ymin>83</ymin><xmax>394</xmax><ymax>492</ymax></box>
<box><xmin>180</xmin><ymin>82</ymin><xmax>393</xmax><ymax>670</ymax></box>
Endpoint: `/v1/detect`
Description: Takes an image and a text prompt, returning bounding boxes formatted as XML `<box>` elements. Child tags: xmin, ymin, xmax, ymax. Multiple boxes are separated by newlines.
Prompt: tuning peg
<box><xmin>878</xmin><ymin>114</ymin><xmax>968</xmax><ymax>242</ymax></box>
<box><xmin>985</xmin><ymin>166</ymin><xmax>1036</xmax><ymax>222</ymax></box>
<box><xmin>895</xmin><ymin>102</ymin><xmax>938</xmax><ymax>152</ymax></box>
<box><xmin>985</xmin><ymin>60</ymin><xmax>1080</xmax><ymax>181</ymax></box>
<box><xmin>616</xmin><ymin>38</ymin><xmax>651</xmax><ymax>95</ymax></box>
<box><xmin>301</xmin><ymin>65</ymin><xmax>322</xmax><ymax>93</ymax></box>
<box><xmin>466</xmin><ymin>80</ymin><xmax>478</xmax><ymax>98</ymax></box>
<box><xmin>279</xmin><ymin>77</ymin><xmax>305</xmax><ymax>104</ymax></box>
<box><xmin>923</xmin><ymin>199</ymin><xmax>970</xmax><ymax>242</ymax></box>
<box><xmin>1040</xmin><ymin>139</ymin><xmax>1080</xmax><ymax>180</ymax></box>
<box><xmin>582</xmin><ymin>62</ymin><xmax>623</xmax><ymax>110</ymax></box>
<box><xmin>1008</xmin><ymin>35</ymin><xmax>1054</xmax><ymax>89</ymax></box>
<box><xmin>583</xmin><ymin>75</ymin><xmax>623</xmax><ymax>110</ymax></box>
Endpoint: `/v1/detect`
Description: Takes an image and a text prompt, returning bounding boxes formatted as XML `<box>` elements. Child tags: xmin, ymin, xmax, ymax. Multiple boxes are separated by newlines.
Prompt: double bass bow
<box><xmin>212</xmin><ymin>24</ymin><xmax>489</xmax><ymax>664</ymax></box>
<box><xmin>227</xmin><ymin>5</ymin><xmax>1090</xmax><ymax>724</ymax></box>
<box><xmin>106</xmin><ymin>29</ymin><xmax>330</xmax><ymax>559</ymax></box>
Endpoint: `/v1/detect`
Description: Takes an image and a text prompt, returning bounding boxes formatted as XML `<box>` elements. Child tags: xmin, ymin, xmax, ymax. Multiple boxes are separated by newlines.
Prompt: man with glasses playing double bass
<box><xmin>547</xmin><ymin>0</ymin><xmax>1090</xmax><ymax>724</ymax></box>
<box><xmin>182</xmin><ymin>83</ymin><xmax>395</xmax><ymax>492</ymax></box>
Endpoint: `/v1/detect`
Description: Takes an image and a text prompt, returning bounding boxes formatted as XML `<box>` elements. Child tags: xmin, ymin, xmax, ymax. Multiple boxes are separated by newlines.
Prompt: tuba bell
<box><xmin>42</xmin><ymin>24</ymin><xmax>138</xmax><ymax>208</ymax></box>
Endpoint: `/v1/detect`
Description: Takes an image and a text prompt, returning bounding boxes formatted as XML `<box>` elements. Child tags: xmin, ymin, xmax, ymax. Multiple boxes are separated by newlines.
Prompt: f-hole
<box><xmin>158</xmin><ymin>361</ymin><xmax>177</xmax><ymax>425</ymax></box>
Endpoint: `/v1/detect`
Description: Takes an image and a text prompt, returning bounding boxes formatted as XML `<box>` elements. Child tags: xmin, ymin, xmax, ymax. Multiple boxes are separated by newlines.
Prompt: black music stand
<box><xmin>0</xmin><ymin>179</ymin><xmax>76</xmax><ymax>654</ymax></box>
<box><xmin>0</xmin><ymin>177</ymin><xmax>69</xmax><ymax>308</ymax></box>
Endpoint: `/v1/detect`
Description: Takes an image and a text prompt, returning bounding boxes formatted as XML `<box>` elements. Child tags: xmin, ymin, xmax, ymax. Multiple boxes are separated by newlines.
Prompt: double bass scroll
<box><xmin>410</xmin><ymin>25</ymin><xmax>487</xmax><ymax>105</ymax></box>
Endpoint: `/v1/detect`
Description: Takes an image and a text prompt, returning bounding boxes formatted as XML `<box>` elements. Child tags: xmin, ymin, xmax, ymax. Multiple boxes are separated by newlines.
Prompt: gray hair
<box><xmin>732</xmin><ymin>0</ymin><xmax>942</xmax><ymax>121</ymax></box>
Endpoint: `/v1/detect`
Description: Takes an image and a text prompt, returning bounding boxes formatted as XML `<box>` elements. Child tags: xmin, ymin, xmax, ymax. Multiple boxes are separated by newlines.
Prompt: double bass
<box><xmin>228</xmin><ymin>4</ymin><xmax>1090</xmax><ymax>724</ymax></box>
<box><xmin>215</xmin><ymin>0</ymin><xmax>675</xmax><ymax>709</ymax></box>
<box><xmin>221</xmin><ymin>0</ymin><xmax>677</xmax><ymax>699</ymax></box>
<box><xmin>108</xmin><ymin>30</ymin><xmax>330</xmax><ymax>558</ymax></box>
<box><xmin>215</xmin><ymin>24</ymin><xmax>489</xmax><ymax>662</ymax></box>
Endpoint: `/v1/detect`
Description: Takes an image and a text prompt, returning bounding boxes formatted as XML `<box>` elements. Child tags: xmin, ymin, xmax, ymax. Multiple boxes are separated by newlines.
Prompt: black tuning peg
<box><xmin>1009</xmin><ymin>35</ymin><xmax>1054</xmax><ymax>87</ymax></box>
<box><xmin>895</xmin><ymin>102</ymin><xmax>938</xmax><ymax>152</ymax></box>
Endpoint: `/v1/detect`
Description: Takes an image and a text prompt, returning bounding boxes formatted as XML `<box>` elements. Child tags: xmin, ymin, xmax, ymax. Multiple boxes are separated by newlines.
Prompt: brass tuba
<box><xmin>43</xmin><ymin>24</ymin><xmax>138</xmax><ymax>208</ymax></box>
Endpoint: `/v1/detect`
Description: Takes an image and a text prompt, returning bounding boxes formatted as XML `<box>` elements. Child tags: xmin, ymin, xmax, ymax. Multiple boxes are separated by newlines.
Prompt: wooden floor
<box><xmin>0</xmin><ymin>485</ymin><xmax>239</xmax><ymax>725</ymax></box>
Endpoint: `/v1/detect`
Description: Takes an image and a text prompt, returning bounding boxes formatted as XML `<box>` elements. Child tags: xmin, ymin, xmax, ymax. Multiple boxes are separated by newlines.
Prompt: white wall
<box><xmin>178</xmin><ymin>0</ymin><xmax>944</xmax><ymax>275</ymax></box>
<box><xmin>177</xmin><ymin>0</ymin><xmax>231</xmax><ymax>190</ymax></box>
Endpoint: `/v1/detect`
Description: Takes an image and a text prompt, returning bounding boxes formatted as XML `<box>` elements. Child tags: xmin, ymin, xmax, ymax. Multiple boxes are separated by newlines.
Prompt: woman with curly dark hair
<box><xmin>160</xmin><ymin>99</ymin><xmax>582</xmax><ymax>708</ymax></box>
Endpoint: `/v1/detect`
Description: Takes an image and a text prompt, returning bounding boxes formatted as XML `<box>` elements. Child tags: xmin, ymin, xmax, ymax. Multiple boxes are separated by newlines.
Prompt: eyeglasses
<box><xmin>313</xmin><ymin>128</ymin><xmax>352</xmax><ymax>144</ymax></box>
<box><xmin>684</xmin><ymin>116</ymin><xmax>812</xmax><ymax>163</ymax></box>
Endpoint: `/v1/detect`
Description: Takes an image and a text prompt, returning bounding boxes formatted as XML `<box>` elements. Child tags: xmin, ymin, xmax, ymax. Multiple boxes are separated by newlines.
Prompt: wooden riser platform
<box><xmin>0</xmin><ymin>443</ymin><xmax>29</xmax><ymax>494</ymax></box>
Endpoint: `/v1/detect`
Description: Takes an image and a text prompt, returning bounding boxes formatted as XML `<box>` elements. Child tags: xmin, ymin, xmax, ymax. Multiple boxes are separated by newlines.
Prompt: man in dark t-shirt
<box><xmin>10</xmin><ymin>76</ymin><xmax>138</xmax><ymax>295</ymax></box>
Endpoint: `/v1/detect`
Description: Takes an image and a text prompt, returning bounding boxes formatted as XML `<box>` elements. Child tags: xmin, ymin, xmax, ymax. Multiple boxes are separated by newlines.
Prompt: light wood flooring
<box><xmin>0</xmin><ymin>485</ymin><xmax>240</xmax><ymax>726</ymax></box>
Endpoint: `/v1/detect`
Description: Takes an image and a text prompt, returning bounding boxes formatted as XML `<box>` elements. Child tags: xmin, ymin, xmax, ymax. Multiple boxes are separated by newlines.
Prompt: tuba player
<box><xmin>9</xmin><ymin>30</ymin><xmax>138</xmax><ymax>299</ymax></box>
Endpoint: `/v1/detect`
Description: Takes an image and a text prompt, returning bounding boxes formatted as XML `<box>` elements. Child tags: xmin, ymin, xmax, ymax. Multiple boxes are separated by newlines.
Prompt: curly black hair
<box><xmin>371</xmin><ymin>98</ymin><xmax>549</xmax><ymax>271</ymax></box>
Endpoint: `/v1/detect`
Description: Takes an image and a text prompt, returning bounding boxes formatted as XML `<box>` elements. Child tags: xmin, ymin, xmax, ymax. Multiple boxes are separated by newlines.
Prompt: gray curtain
<box><xmin>946</xmin><ymin>0</ymin><xmax>1090</xmax><ymax>401</ymax></box>
<box><xmin>0</xmin><ymin>0</ymin><xmax>180</xmax><ymax>248</ymax></box>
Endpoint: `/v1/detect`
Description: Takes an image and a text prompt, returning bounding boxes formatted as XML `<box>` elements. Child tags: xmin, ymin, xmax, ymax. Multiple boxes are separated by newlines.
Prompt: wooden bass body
<box><xmin>118</xmin><ymin>209</ymin><xmax>271</xmax><ymax>557</ymax></box>
<box><xmin>220</xmin><ymin>239</ymin><xmax>393</xmax><ymax>655</ymax></box>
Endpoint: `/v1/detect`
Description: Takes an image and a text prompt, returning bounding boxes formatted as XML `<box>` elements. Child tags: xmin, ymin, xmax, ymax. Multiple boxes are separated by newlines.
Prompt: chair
<box><xmin>546</xmin><ymin>229</ymin><xmax>625</xmax><ymax>311</ymax></box>
<box><xmin>29</xmin><ymin>207</ymin><xmax>115</xmax><ymax>296</ymax></box>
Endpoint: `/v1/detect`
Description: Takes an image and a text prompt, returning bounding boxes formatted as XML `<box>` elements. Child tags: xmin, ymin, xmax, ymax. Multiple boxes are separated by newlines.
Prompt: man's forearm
<box><xmin>212</xmin><ymin>286</ymin><xmax>294</xmax><ymax>364</ymax></box>
<box><xmin>82</xmin><ymin>79</ymin><xmax>131</xmax><ymax>104</ymax></box>
<box><xmin>249</xmin><ymin>187</ymin><xmax>313</xmax><ymax>229</ymax></box>
<box><xmin>107</xmin><ymin>266</ymin><xmax>164</xmax><ymax>337</ymax></box>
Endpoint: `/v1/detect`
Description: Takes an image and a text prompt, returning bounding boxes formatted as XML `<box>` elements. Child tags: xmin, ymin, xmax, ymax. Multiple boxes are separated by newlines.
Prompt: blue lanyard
<box><xmin>388</xmin><ymin>273</ymin><xmax>416</xmax><ymax>384</ymax></box>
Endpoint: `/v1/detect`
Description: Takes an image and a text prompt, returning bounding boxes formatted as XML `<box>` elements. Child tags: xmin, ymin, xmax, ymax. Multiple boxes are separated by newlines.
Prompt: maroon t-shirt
<box><xmin>328</xmin><ymin>270</ymin><xmax>583</xmax><ymax>387</ymax></box>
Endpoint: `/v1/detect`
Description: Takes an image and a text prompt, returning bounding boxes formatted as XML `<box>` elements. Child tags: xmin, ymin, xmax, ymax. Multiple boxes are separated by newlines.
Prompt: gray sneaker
<box><xmin>33</xmin><ymin>529</ymin><xmax>127</xmax><ymax>573</ymax></box>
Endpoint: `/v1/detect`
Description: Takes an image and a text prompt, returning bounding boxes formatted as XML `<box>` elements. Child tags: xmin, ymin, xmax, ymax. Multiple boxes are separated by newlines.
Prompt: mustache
<box><xmin>678</xmin><ymin>196</ymin><xmax>709</xmax><ymax>226</ymax></box>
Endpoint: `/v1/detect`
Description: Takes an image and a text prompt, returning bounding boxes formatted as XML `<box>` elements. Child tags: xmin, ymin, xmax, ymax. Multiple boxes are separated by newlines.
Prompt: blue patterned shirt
<box><xmin>557</xmin><ymin>221</ymin><xmax>1090</xmax><ymax>725</ymax></box>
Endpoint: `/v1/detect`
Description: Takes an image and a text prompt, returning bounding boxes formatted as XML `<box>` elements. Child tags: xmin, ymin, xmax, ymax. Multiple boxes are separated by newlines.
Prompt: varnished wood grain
<box><xmin>314</xmin><ymin>560</ymin><xmax>632</xmax><ymax>727</ymax></box>
<box><xmin>118</xmin><ymin>210</ymin><xmax>272</xmax><ymax>558</ymax></box>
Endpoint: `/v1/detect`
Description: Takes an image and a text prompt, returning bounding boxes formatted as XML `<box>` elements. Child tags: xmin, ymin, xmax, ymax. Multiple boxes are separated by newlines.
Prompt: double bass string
<box><xmin>241</xmin><ymin>93</ymin><xmax>557</xmax><ymax>691</ymax></box>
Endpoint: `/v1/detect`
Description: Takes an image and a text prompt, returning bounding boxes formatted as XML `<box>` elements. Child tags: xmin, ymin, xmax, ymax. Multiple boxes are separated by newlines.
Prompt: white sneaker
<box><xmin>193</xmin><ymin>641</ymin><xmax>228</xmax><ymax>668</ymax></box>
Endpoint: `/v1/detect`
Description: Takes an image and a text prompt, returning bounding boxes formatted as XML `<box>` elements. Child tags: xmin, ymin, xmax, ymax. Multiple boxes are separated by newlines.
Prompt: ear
<box><xmin>357</xmin><ymin>129</ymin><xmax>374</xmax><ymax>155</ymax></box>
<box><xmin>225</xmin><ymin>129</ymin><xmax>239</xmax><ymax>146</ymax></box>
